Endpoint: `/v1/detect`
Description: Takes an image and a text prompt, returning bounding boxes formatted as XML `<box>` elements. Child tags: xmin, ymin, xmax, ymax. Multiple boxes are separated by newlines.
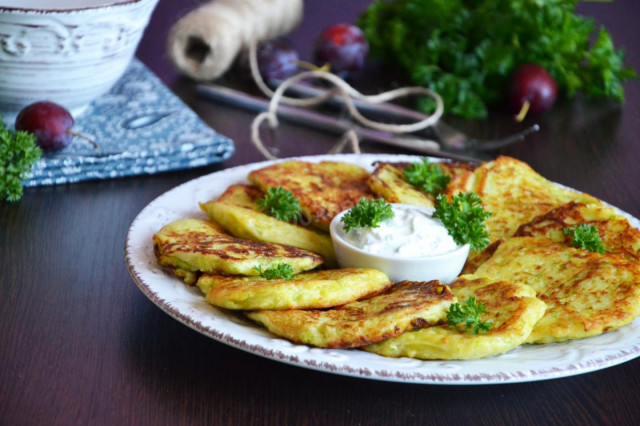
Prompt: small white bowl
<box><xmin>0</xmin><ymin>0</ymin><xmax>159</xmax><ymax>122</ymax></box>
<box><xmin>329</xmin><ymin>205</ymin><xmax>470</xmax><ymax>283</ymax></box>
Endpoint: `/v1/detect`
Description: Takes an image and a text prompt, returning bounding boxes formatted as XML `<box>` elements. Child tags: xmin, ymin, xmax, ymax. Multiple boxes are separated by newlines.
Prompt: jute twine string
<box><xmin>248</xmin><ymin>39</ymin><xmax>444</xmax><ymax>160</ymax></box>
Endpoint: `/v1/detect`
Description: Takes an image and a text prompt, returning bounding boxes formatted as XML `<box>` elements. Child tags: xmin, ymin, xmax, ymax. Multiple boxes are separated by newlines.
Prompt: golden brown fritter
<box><xmin>200</xmin><ymin>184</ymin><xmax>336</xmax><ymax>266</ymax></box>
<box><xmin>197</xmin><ymin>268</ymin><xmax>392</xmax><ymax>310</ymax></box>
<box><xmin>366</xmin><ymin>160</ymin><xmax>477</xmax><ymax>207</ymax></box>
<box><xmin>367</xmin><ymin>161</ymin><xmax>436</xmax><ymax>207</ymax></box>
<box><xmin>245</xmin><ymin>281</ymin><xmax>456</xmax><ymax>348</ymax></box>
<box><xmin>514</xmin><ymin>201</ymin><xmax>640</xmax><ymax>262</ymax></box>
<box><xmin>248</xmin><ymin>161</ymin><xmax>373</xmax><ymax>231</ymax></box>
<box><xmin>216</xmin><ymin>183</ymin><xmax>264</xmax><ymax>208</ymax></box>
<box><xmin>474</xmin><ymin>236</ymin><xmax>640</xmax><ymax>343</ymax></box>
<box><xmin>364</xmin><ymin>275</ymin><xmax>546</xmax><ymax>359</ymax></box>
<box><xmin>447</xmin><ymin>156</ymin><xmax>601</xmax><ymax>273</ymax></box>
<box><xmin>153</xmin><ymin>218</ymin><xmax>324</xmax><ymax>284</ymax></box>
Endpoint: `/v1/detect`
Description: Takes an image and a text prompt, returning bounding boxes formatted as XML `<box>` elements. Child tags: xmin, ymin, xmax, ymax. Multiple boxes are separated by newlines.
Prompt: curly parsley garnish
<box><xmin>256</xmin><ymin>186</ymin><xmax>301</xmax><ymax>222</ymax></box>
<box><xmin>447</xmin><ymin>297</ymin><xmax>493</xmax><ymax>334</ymax></box>
<box><xmin>563</xmin><ymin>224</ymin><xmax>606</xmax><ymax>254</ymax></box>
<box><xmin>341</xmin><ymin>198</ymin><xmax>394</xmax><ymax>232</ymax></box>
<box><xmin>254</xmin><ymin>263</ymin><xmax>294</xmax><ymax>280</ymax></box>
<box><xmin>1</xmin><ymin>117</ymin><xmax>42</xmax><ymax>202</ymax></box>
<box><xmin>403</xmin><ymin>158</ymin><xmax>450</xmax><ymax>196</ymax></box>
<box><xmin>433</xmin><ymin>192</ymin><xmax>491</xmax><ymax>251</ymax></box>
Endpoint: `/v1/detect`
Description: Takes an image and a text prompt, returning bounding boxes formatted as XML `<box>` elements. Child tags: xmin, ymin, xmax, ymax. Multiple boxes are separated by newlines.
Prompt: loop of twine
<box><xmin>248</xmin><ymin>39</ymin><xmax>444</xmax><ymax>160</ymax></box>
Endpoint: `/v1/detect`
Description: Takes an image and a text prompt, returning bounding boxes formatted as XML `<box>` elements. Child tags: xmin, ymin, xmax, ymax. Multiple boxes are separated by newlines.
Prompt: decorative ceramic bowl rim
<box><xmin>0</xmin><ymin>0</ymin><xmax>148</xmax><ymax>13</ymax></box>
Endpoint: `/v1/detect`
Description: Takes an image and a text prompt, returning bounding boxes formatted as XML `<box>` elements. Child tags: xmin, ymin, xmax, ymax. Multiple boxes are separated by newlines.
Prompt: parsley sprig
<box><xmin>433</xmin><ymin>192</ymin><xmax>491</xmax><ymax>251</ymax></box>
<box><xmin>360</xmin><ymin>0</ymin><xmax>637</xmax><ymax>119</ymax></box>
<box><xmin>256</xmin><ymin>186</ymin><xmax>301</xmax><ymax>222</ymax></box>
<box><xmin>341</xmin><ymin>198</ymin><xmax>394</xmax><ymax>232</ymax></box>
<box><xmin>1</xmin><ymin>117</ymin><xmax>41</xmax><ymax>202</ymax></box>
<box><xmin>447</xmin><ymin>297</ymin><xmax>493</xmax><ymax>334</ymax></box>
<box><xmin>403</xmin><ymin>158</ymin><xmax>450</xmax><ymax>196</ymax></box>
<box><xmin>254</xmin><ymin>263</ymin><xmax>294</xmax><ymax>280</ymax></box>
<box><xmin>563</xmin><ymin>224</ymin><xmax>606</xmax><ymax>254</ymax></box>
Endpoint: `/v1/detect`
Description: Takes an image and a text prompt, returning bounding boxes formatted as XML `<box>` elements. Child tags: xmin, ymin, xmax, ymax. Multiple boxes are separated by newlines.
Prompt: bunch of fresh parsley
<box><xmin>563</xmin><ymin>224</ymin><xmax>606</xmax><ymax>254</ymax></box>
<box><xmin>341</xmin><ymin>198</ymin><xmax>394</xmax><ymax>232</ymax></box>
<box><xmin>447</xmin><ymin>297</ymin><xmax>493</xmax><ymax>334</ymax></box>
<box><xmin>403</xmin><ymin>158</ymin><xmax>450</xmax><ymax>196</ymax></box>
<box><xmin>1</xmin><ymin>118</ymin><xmax>41</xmax><ymax>202</ymax></box>
<box><xmin>359</xmin><ymin>0</ymin><xmax>637</xmax><ymax>119</ymax></box>
<box><xmin>257</xmin><ymin>186</ymin><xmax>301</xmax><ymax>222</ymax></box>
<box><xmin>433</xmin><ymin>192</ymin><xmax>491</xmax><ymax>251</ymax></box>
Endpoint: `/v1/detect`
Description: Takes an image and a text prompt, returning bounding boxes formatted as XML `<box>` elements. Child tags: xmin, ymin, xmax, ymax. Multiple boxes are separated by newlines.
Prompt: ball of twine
<box><xmin>167</xmin><ymin>0</ymin><xmax>304</xmax><ymax>81</ymax></box>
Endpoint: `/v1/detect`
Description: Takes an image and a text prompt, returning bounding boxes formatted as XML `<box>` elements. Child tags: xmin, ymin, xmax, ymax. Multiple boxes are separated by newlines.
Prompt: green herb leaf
<box><xmin>341</xmin><ymin>198</ymin><xmax>394</xmax><ymax>232</ymax></box>
<box><xmin>447</xmin><ymin>296</ymin><xmax>493</xmax><ymax>334</ymax></box>
<box><xmin>432</xmin><ymin>192</ymin><xmax>491</xmax><ymax>251</ymax></box>
<box><xmin>256</xmin><ymin>186</ymin><xmax>301</xmax><ymax>222</ymax></box>
<box><xmin>359</xmin><ymin>0</ymin><xmax>637</xmax><ymax>119</ymax></box>
<box><xmin>254</xmin><ymin>263</ymin><xmax>294</xmax><ymax>280</ymax></box>
<box><xmin>0</xmin><ymin>117</ymin><xmax>42</xmax><ymax>202</ymax></box>
<box><xmin>563</xmin><ymin>224</ymin><xmax>606</xmax><ymax>254</ymax></box>
<box><xmin>403</xmin><ymin>158</ymin><xmax>451</xmax><ymax>196</ymax></box>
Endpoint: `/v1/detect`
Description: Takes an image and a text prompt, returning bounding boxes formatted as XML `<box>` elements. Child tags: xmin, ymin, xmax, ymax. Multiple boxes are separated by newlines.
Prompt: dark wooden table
<box><xmin>2</xmin><ymin>1</ymin><xmax>640</xmax><ymax>425</ymax></box>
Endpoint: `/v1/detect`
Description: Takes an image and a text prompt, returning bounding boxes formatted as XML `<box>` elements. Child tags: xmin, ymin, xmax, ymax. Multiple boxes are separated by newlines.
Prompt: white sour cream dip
<box><xmin>337</xmin><ymin>204</ymin><xmax>458</xmax><ymax>257</ymax></box>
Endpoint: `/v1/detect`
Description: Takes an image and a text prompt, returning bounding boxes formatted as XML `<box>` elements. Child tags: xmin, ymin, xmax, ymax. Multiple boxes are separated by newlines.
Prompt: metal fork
<box><xmin>273</xmin><ymin>80</ymin><xmax>540</xmax><ymax>152</ymax></box>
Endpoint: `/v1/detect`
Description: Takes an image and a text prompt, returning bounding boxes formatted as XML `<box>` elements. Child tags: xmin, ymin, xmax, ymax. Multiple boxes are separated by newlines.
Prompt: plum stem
<box><xmin>67</xmin><ymin>130</ymin><xmax>99</xmax><ymax>149</ymax></box>
<box><xmin>296</xmin><ymin>60</ymin><xmax>330</xmax><ymax>72</ymax></box>
<box><xmin>514</xmin><ymin>100</ymin><xmax>531</xmax><ymax>122</ymax></box>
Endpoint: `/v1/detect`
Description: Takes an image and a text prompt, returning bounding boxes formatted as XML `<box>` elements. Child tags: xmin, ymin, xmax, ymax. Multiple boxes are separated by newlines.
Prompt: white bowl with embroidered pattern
<box><xmin>0</xmin><ymin>0</ymin><xmax>159</xmax><ymax>122</ymax></box>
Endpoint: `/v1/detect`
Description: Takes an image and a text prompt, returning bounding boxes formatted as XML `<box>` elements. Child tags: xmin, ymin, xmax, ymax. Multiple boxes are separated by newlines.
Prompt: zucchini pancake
<box><xmin>196</xmin><ymin>268</ymin><xmax>391</xmax><ymax>310</ymax></box>
<box><xmin>364</xmin><ymin>276</ymin><xmax>546</xmax><ymax>359</ymax></box>
<box><xmin>200</xmin><ymin>184</ymin><xmax>336</xmax><ymax>265</ymax></box>
<box><xmin>246</xmin><ymin>281</ymin><xmax>455</xmax><ymax>349</ymax></box>
<box><xmin>248</xmin><ymin>160</ymin><xmax>374</xmax><ymax>231</ymax></box>
<box><xmin>474</xmin><ymin>237</ymin><xmax>640</xmax><ymax>343</ymax></box>
<box><xmin>446</xmin><ymin>156</ymin><xmax>601</xmax><ymax>273</ymax></box>
<box><xmin>153</xmin><ymin>156</ymin><xmax>640</xmax><ymax>360</ymax></box>
<box><xmin>153</xmin><ymin>218</ymin><xmax>324</xmax><ymax>284</ymax></box>
<box><xmin>366</xmin><ymin>160</ymin><xmax>476</xmax><ymax>208</ymax></box>
<box><xmin>513</xmin><ymin>201</ymin><xmax>640</xmax><ymax>263</ymax></box>
<box><xmin>366</xmin><ymin>161</ymin><xmax>437</xmax><ymax>208</ymax></box>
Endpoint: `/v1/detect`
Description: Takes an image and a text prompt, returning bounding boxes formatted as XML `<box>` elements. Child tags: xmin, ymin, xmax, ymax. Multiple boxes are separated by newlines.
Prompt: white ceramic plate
<box><xmin>125</xmin><ymin>153</ymin><xmax>640</xmax><ymax>384</ymax></box>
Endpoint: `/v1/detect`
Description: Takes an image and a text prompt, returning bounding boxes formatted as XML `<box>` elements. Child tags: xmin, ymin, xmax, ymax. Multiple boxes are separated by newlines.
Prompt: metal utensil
<box><xmin>197</xmin><ymin>84</ymin><xmax>487</xmax><ymax>162</ymax></box>
<box><xmin>271</xmin><ymin>80</ymin><xmax>539</xmax><ymax>152</ymax></box>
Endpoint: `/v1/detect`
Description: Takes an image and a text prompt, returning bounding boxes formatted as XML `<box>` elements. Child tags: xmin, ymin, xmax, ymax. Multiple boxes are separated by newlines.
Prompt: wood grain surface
<box><xmin>2</xmin><ymin>0</ymin><xmax>639</xmax><ymax>425</ymax></box>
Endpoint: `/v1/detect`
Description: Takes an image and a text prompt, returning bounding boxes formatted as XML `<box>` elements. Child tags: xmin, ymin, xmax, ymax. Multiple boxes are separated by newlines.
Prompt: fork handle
<box><xmin>269</xmin><ymin>79</ymin><xmax>538</xmax><ymax>152</ymax></box>
<box><xmin>197</xmin><ymin>84</ymin><xmax>484</xmax><ymax>163</ymax></box>
<box><xmin>269</xmin><ymin>79</ymin><xmax>448</xmax><ymax>133</ymax></box>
